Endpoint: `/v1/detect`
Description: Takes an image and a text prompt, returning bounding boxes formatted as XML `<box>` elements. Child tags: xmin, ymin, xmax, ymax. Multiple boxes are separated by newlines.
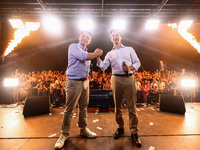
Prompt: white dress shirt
<box><xmin>97</xmin><ymin>44</ymin><xmax>140</xmax><ymax>74</ymax></box>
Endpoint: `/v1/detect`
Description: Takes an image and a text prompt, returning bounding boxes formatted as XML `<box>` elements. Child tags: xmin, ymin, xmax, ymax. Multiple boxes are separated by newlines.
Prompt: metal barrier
<box><xmin>14</xmin><ymin>88</ymin><xmax>197</xmax><ymax>106</ymax></box>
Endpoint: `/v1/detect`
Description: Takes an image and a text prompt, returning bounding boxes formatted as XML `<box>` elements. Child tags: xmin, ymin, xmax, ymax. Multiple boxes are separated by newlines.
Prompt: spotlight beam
<box><xmin>78</xmin><ymin>18</ymin><xmax>94</xmax><ymax>32</ymax></box>
<box><xmin>42</xmin><ymin>15</ymin><xmax>62</xmax><ymax>34</ymax></box>
<box><xmin>145</xmin><ymin>19</ymin><xmax>160</xmax><ymax>29</ymax></box>
<box><xmin>112</xmin><ymin>19</ymin><xmax>126</xmax><ymax>30</ymax></box>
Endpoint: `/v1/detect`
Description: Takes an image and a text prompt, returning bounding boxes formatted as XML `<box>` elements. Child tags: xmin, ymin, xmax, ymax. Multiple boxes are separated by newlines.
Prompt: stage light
<box><xmin>167</xmin><ymin>23</ymin><xmax>177</xmax><ymax>29</ymax></box>
<box><xmin>9</xmin><ymin>19</ymin><xmax>24</xmax><ymax>29</ymax></box>
<box><xmin>178</xmin><ymin>20</ymin><xmax>193</xmax><ymax>30</ymax></box>
<box><xmin>78</xmin><ymin>18</ymin><xmax>94</xmax><ymax>32</ymax></box>
<box><xmin>181</xmin><ymin>79</ymin><xmax>196</xmax><ymax>88</ymax></box>
<box><xmin>145</xmin><ymin>19</ymin><xmax>160</xmax><ymax>29</ymax></box>
<box><xmin>112</xmin><ymin>19</ymin><xmax>126</xmax><ymax>30</ymax></box>
<box><xmin>4</xmin><ymin>78</ymin><xmax>19</xmax><ymax>87</ymax></box>
<box><xmin>42</xmin><ymin>15</ymin><xmax>62</xmax><ymax>34</ymax></box>
<box><xmin>25</xmin><ymin>22</ymin><xmax>40</xmax><ymax>31</ymax></box>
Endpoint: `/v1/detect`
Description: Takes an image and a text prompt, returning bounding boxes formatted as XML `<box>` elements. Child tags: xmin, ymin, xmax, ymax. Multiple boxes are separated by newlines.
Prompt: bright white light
<box><xmin>79</xmin><ymin>18</ymin><xmax>94</xmax><ymax>32</ymax></box>
<box><xmin>112</xmin><ymin>19</ymin><xmax>126</xmax><ymax>30</ymax></box>
<box><xmin>145</xmin><ymin>19</ymin><xmax>160</xmax><ymax>29</ymax></box>
<box><xmin>25</xmin><ymin>22</ymin><xmax>40</xmax><ymax>31</ymax></box>
<box><xmin>42</xmin><ymin>15</ymin><xmax>62</xmax><ymax>34</ymax></box>
<box><xmin>9</xmin><ymin>19</ymin><xmax>24</xmax><ymax>29</ymax></box>
<box><xmin>4</xmin><ymin>78</ymin><xmax>19</xmax><ymax>87</ymax></box>
<box><xmin>167</xmin><ymin>23</ymin><xmax>177</xmax><ymax>29</ymax></box>
<box><xmin>178</xmin><ymin>20</ymin><xmax>193</xmax><ymax>30</ymax></box>
<box><xmin>181</xmin><ymin>79</ymin><xmax>196</xmax><ymax>88</ymax></box>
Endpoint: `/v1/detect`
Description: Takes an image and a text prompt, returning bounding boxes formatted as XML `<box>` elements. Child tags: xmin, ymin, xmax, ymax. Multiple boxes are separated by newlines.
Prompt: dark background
<box><xmin>0</xmin><ymin>17</ymin><xmax>200</xmax><ymax>75</ymax></box>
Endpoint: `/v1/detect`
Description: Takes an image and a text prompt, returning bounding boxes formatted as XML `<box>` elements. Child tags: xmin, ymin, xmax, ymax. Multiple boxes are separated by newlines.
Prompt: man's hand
<box><xmin>122</xmin><ymin>65</ymin><xmax>135</xmax><ymax>72</ymax></box>
<box><xmin>94</xmin><ymin>48</ymin><xmax>103</xmax><ymax>57</ymax></box>
<box><xmin>122</xmin><ymin>64</ymin><xmax>130</xmax><ymax>72</ymax></box>
<box><xmin>86</xmin><ymin>48</ymin><xmax>103</xmax><ymax>60</ymax></box>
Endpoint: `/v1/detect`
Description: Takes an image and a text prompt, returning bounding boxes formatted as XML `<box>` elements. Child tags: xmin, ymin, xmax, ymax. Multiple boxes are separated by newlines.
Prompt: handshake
<box><xmin>94</xmin><ymin>48</ymin><xmax>103</xmax><ymax>57</ymax></box>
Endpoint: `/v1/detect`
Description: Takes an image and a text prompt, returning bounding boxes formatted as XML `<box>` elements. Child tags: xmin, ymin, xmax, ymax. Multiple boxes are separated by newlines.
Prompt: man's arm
<box><xmin>95</xmin><ymin>50</ymin><xmax>111</xmax><ymax>71</ymax></box>
<box><xmin>130</xmin><ymin>48</ymin><xmax>141</xmax><ymax>71</ymax></box>
<box><xmin>86</xmin><ymin>48</ymin><xmax>103</xmax><ymax>60</ymax></box>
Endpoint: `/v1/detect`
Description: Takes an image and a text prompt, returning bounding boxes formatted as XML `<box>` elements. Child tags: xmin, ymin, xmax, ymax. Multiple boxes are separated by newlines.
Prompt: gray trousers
<box><xmin>61</xmin><ymin>79</ymin><xmax>89</xmax><ymax>135</ymax></box>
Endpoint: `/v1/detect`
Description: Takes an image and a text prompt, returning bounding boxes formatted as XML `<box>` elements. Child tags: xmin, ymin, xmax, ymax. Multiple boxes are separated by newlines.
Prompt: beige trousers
<box><xmin>111</xmin><ymin>75</ymin><xmax>138</xmax><ymax>134</ymax></box>
<box><xmin>61</xmin><ymin>79</ymin><xmax>89</xmax><ymax>135</ymax></box>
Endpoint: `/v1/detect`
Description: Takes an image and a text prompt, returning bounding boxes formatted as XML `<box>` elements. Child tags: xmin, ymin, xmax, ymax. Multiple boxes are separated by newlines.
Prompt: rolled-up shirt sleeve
<box><xmin>96</xmin><ymin>60</ymin><xmax>103</xmax><ymax>68</ymax></box>
<box><xmin>69</xmin><ymin>44</ymin><xmax>88</xmax><ymax>62</ymax></box>
<box><xmin>130</xmin><ymin>48</ymin><xmax>140</xmax><ymax>71</ymax></box>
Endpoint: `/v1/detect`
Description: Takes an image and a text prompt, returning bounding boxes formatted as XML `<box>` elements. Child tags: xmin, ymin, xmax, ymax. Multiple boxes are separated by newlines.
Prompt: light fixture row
<box><xmin>9</xmin><ymin>17</ymin><xmax>194</xmax><ymax>34</ymax></box>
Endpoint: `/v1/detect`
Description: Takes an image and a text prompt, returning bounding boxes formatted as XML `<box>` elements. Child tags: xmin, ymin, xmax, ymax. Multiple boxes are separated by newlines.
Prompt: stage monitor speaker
<box><xmin>23</xmin><ymin>96</ymin><xmax>50</xmax><ymax>117</ymax></box>
<box><xmin>159</xmin><ymin>95</ymin><xmax>186</xmax><ymax>114</ymax></box>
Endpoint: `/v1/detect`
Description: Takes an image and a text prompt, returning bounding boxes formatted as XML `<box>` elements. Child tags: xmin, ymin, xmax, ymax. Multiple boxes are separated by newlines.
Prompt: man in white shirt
<box><xmin>96</xmin><ymin>29</ymin><xmax>141</xmax><ymax>147</ymax></box>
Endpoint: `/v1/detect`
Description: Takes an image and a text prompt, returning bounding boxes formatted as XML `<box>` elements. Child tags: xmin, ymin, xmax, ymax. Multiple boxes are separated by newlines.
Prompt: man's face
<box><xmin>79</xmin><ymin>32</ymin><xmax>91</xmax><ymax>47</ymax></box>
<box><xmin>110</xmin><ymin>30</ymin><xmax>122</xmax><ymax>45</ymax></box>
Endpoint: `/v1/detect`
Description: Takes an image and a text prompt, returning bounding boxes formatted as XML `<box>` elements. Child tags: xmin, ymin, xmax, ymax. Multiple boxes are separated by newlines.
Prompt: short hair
<box><xmin>110</xmin><ymin>29</ymin><xmax>122</xmax><ymax>37</ymax></box>
<box><xmin>80</xmin><ymin>31</ymin><xmax>92</xmax><ymax>37</ymax></box>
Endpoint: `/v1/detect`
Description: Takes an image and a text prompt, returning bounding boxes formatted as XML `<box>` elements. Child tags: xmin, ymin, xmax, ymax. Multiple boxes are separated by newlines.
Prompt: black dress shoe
<box><xmin>114</xmin><ymin>128</ymin><xmax>124</xmax><ymax>139</ymax></box>
<box><xmin>131</xmin><ymin>134</ymin><xmax>142</xmax><ymax>148</ymax></box>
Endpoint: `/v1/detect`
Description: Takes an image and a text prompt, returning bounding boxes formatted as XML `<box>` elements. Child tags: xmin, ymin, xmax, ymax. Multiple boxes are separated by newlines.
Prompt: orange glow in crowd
<box><xmin>168</xmin><ymin>23</ymin><xmax>200</xmax><ymax>53</ymax></box>
<box><xmin>4</xmin><ymin>22</ymin><xmax>40</xmax><ymax>56</ymax></box>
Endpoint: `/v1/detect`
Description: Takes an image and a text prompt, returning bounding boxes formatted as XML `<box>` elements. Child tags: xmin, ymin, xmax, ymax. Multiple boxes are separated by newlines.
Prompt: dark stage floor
<box><xmin>0</xmin><ymin>102</ymin><xmax>200</xmax><ymax>150</ymax></box>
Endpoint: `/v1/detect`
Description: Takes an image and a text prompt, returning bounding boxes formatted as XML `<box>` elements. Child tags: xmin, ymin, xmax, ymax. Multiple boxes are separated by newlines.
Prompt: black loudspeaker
<box><xmin>23</xmin><ymin>96</ymin><xmax>50</xmax><ymax>117</ymax></box>
<box><xmin>159</xmin><ymin>95</ymin><xmax>186</xmax><ymax>114</ymax></box>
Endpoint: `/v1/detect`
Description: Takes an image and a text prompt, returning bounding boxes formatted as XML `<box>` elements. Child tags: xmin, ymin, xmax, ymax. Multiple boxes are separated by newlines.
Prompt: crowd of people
<box><xmin>11</xmin><ymin>68</ymin><xmax>198</xmax><ymax>104</ymax></box>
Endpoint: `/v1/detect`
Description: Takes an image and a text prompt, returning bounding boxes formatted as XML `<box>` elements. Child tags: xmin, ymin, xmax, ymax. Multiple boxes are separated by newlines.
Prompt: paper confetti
<box><xmin>148</xmin><ymin>146</ymin><xmax>155</xmax><ymax>150</ymax></box>
<box><xmin>48</xmin><ymin>133</ymin><xmax>56</xmax><ymax>138</ymax></box>
<box><xmin>97</xmin><ymin>127</ymin><xmax>102</xmax><ymax>130</ymax></box>
<box><xmin>149</xmin><ymin>122</ymin><xmax>154</xmax><ymax>125</ymax></box>
<box><xmin>93</xmin><ymin>119</ymin><xmax>99</xmax><ymax>123</ymax></box>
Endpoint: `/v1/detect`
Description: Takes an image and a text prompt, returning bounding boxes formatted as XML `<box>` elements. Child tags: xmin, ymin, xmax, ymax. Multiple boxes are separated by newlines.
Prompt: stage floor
<box><xmin>0</xmin><ymin>103</ymin><xmax>200</xmax><ymax>150</ymax></box>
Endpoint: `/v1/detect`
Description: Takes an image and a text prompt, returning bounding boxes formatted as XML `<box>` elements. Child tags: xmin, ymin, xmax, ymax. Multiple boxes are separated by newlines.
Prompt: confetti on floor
<box><xmin>48</xmin><ymin>133</ymin><xmax>56</xmax><ymax>138</ymax></box>
<box><xmin>97</xmin><ymin>127</ymin><xmax>102</xmax><ymax>130</ymax></box>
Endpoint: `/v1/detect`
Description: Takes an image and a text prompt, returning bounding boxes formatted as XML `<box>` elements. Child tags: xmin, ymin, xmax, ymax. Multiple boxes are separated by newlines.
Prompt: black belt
<box><xmin>72</xmin><ymin>78</ymin><xmax>87</xmax><ymax>81</ymax></box>
<box><xmin>113</xmin><ymin>74</ymin><xmax>132</xmax><ymax>77</ymax></box>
